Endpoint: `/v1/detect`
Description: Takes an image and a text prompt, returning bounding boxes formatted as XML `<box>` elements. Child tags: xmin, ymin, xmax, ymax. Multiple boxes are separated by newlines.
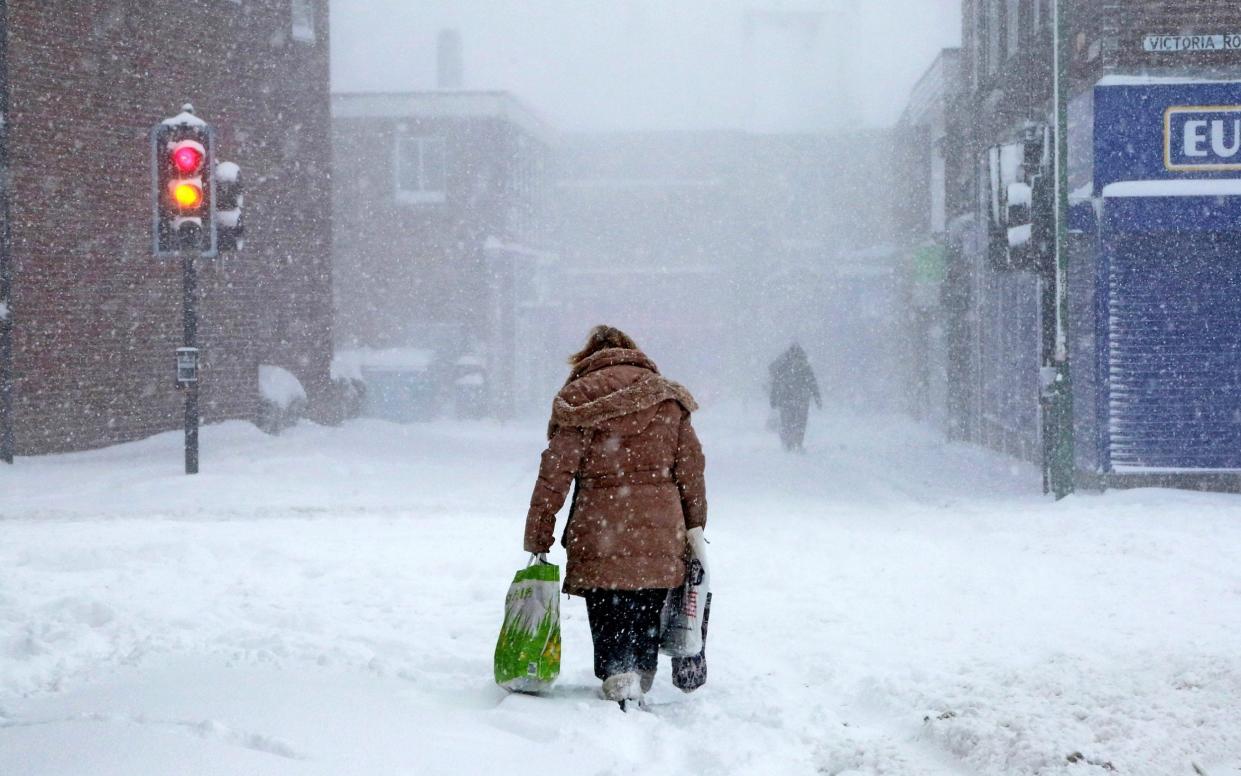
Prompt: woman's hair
<box><xmin>568</xmin><ymin>325</ymin><xmax>639</xmax><ymax>365</ymax></box>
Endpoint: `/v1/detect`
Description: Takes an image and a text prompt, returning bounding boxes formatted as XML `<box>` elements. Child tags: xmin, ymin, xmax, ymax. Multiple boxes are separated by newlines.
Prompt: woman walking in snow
<box><xmin>524</xmin><ymin>325</ymin><xmax>707</xmax><ymax>708</ymax></box>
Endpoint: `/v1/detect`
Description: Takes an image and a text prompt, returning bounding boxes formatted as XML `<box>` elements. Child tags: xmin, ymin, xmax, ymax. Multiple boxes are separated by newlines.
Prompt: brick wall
<box><xmin>955</xmin><ymin>0</ymin><xmax>1241</xmax><ymax>224</ymax></box>
<box><xmin>1100</xmin><ymin>1</ymin><xmax>1241</xmax><ymax>70</ymax></box>
<box><xmin>6</xmin><ymin>0</ymin><xmax>332</xmax><ymax>454</ymax></box>
<box><xmin>332</xmin><ymin>105</ymin><xmax>549</xmax><ymax>350</ymax></box>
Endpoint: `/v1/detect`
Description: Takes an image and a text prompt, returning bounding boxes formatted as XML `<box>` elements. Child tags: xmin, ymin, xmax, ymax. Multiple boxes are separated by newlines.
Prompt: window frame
<box><xmin>394</xmin><ymin>135</ymin><xmax>448</xmax><ymax>205</ymax></box>
<box><xmin>1006</xmin><ymin>0</ymin><xmax>1025</xmax><ymax>59</ymax></box>
<box><xmin>291</xmin><ymin>0</ymin><xmax>315</xmax><ymax>44</ymax></box>
<box><xmin>972</xmin><ymin>0</ymin><xmax>988</xmax><ymax>88</ymax></box>
<box><xmin>986</xmin><ymin>0</ymin><xmax>1004</xmax><ymax>75</ymax></box>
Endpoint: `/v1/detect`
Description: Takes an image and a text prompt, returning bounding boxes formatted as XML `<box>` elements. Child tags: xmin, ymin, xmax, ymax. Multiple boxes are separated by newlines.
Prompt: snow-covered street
<box><xmin>3</xmin><ymin>408</ymin><xmax>1240</xmax><ymax>775</ymax></box>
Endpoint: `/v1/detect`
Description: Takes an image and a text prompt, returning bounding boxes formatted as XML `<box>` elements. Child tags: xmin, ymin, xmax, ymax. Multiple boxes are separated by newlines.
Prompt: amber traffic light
<box><xmin>171</xmin><ymin>181</ymin><xmax>204</xmax><ymax>209</ymax></box>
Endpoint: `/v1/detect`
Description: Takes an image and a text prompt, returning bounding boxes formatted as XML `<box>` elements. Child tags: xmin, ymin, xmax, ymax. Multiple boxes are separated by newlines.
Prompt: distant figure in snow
<box><xmin>524</xmin><ymin>325</ymin><xmax>707</xmax><ymax>709</ymax></box>
<box><xmin>769</xmin><ymin>343</ymin><xmax>822</xmax><ymax>452</ymax></box>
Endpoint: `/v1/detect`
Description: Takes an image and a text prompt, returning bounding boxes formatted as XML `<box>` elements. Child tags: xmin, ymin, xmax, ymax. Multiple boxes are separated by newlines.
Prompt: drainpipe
<box><xmin>0</xmin><ymin>0</ymin><xmax>13</xmax><ymax>463</ymax></box>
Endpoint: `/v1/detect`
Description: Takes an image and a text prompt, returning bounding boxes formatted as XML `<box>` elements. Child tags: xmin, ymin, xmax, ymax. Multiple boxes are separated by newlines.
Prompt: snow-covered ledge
<box><xmin>1102</xmin><ymin>179</ymin><xmax>1241</xmax><ymax>198</ymax></box>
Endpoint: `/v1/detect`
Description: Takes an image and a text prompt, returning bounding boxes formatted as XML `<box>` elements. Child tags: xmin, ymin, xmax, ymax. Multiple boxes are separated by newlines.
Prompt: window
<box><xmin>987</xmin><ymin>0</ymin><xmax>1004</xmax><ymax>74</ymax></box>
<box><xmin>395</xmin><ymin>136</ymin><xmax>447</xmax><ymax>204</ymax></box>
<box><xmin>1006</xmin><ymin>0</ymin><xmax>1023</xmax><ymax>58</ymax></box>
<box><xmin>292</xmin><ymin>0</ymin><xmax>315</xmax><ymax>43</ymax></box>
<box><xmin>972</xmin><ymin>0</ymin><xmax>987</xmax><ymax>88</ymax></box>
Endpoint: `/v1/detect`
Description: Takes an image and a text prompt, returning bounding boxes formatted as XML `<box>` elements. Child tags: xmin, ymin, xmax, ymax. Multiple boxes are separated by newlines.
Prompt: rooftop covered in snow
<box><xmin>331</xmin><ymin>90</ymin><xmax>551</xmax><ymax>144</ymax></box>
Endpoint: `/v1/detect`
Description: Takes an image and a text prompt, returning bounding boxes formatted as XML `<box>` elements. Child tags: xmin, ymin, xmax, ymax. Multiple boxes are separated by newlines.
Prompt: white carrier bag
<box><xmin>660</xmin><ymin>527</ymin><xmax>710</xmax><ymax>658</ymax></box>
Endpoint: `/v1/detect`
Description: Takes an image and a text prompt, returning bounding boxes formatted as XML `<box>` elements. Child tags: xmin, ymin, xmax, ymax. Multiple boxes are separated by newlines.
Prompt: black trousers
<box><xmin>583</xmin><ymin>589</ymin><xmax>669</xmax><ymax>681</ymax></box>
<box><xmin>778</xmin><ymin>401</ymin><xmax>810</xmax><ymax>451</ymax></box>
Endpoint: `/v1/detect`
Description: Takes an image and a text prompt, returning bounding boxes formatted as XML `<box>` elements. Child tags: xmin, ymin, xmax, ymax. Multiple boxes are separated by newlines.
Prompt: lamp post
<box><xmin>1047</xmin><ymin>0</ymin><xmax>1076</xmax><ymax>498</ymax></box>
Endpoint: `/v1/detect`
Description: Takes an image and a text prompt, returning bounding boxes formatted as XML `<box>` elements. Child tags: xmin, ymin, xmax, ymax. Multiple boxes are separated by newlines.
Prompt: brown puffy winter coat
<box><xmin>524</xmin><ymin>348</ymin><xmax>707</xmax><ymax>596</ymax></box>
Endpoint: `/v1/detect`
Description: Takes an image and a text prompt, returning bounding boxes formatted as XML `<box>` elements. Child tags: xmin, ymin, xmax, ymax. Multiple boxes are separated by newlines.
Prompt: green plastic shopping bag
<box><xmin>494</xmin><ymin>555</ymin><xmax>561</xmax><ymax>693</ymax></box>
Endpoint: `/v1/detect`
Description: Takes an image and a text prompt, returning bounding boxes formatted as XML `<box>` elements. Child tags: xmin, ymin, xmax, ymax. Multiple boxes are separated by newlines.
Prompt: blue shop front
<box><xmin>1070</xmin><ymin>78</ymin><xmax>1241</xmax><ymax>478</ymax></box>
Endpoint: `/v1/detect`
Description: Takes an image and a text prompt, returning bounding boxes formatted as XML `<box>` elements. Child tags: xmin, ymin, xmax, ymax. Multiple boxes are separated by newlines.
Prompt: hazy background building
<box><xmin>328</xmin><ymin>1</ymin><xmax>959</xmax><ymax>419</ymax></box>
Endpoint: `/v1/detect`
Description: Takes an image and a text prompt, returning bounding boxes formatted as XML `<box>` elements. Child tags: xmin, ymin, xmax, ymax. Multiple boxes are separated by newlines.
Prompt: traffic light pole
<box><xmin>182</xmin><ymin>251</ymin><xmax>199</xmax><ymax>475</ymax></box>
<box><xmin>154</xmin><ymin>107</ymin><xmax>240</xmax><ymax>475</ymax></box>
<box><xmin>1047</xmin><ymin>0</ymin><xmax>1076</xmax><ymax>499</ymax></box>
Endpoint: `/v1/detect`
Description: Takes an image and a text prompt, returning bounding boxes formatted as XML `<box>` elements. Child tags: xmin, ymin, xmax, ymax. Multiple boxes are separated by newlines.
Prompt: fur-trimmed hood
<box><xmin>548</xmin><ymin>348</ymin><xmax>698</xmax><ymax>438</ymax></box>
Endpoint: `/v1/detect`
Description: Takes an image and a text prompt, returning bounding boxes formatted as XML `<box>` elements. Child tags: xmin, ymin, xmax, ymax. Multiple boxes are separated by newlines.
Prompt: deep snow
<box><xmin>2</xmin><ymin>406</ymin><xmax>1240</xmax><ymax>775</ymax></box>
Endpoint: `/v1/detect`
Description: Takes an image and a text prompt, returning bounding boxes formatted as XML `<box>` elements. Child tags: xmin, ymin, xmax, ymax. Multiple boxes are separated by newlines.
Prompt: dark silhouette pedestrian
<box><xmin>769</xmin><ymin>344</ymin><xmax>822</xmax><ymax>452</ymax></box>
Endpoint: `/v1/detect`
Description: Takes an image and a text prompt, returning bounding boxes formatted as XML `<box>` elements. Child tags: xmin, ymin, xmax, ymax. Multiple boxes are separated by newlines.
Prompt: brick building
<box><xmin>892</xmin><ymin>49</ymin><xmax>963</xmax><ymax>426</ymax></box>
<box><xmin>331</xmin><ymin>90</ymin><xmax>556</xmax><ymax>417</ymax></box>
<box><xmin>895</xmin><ymin>50</ymin><xmax>966</xmax><ymax>246</ymax></box>
<box><xmin>957</xmin><ymin>1</ymin><xmax>1241</xmax><ymax>172</ymax></box>
<box><xmin>917</xmin><ymin>0</ymin><xmax>1241</xmax><ymax>484</ymax></box>
<box><xmin>0</xmin><ymin>0</ymin><xmax>334</xmax><ymax>457</ymax></box>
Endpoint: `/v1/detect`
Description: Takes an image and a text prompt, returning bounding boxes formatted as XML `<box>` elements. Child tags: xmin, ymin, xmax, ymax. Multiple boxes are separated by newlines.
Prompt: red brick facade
<box><xmin>332</xmin><ymin>92</ymin><xmax>551</xmax><ymax>351</ymax></box>
<box><xmin>332</xmin><ymin>92</ymin><xmax>554</xmax><ymax>416</ymax></box>
<box><xmin>2</xmin><ymin>0</ymin><xmax>333</xmax><ymax>454</ymax></box>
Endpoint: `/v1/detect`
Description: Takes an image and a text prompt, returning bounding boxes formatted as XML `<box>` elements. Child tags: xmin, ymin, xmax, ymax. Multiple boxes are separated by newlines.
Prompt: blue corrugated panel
<box><xmin>1103</xmin><ymin>198</ymin><xmax>1241</xmax><ymax>471</ymax></box>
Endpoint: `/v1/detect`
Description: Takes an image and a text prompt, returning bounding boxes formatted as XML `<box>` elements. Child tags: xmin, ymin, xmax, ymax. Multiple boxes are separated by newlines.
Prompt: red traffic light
<box><xmin>170</xmin><ymin>141</ymin><xmax>205</xmax><ymax>174</ymax></box>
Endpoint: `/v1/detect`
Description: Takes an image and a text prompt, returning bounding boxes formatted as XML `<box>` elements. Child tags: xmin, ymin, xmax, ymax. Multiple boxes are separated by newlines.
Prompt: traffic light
<box><xmin>152</xmin><ymin>106</ymin><xmax>216</xmax><ymax>256</ymax></box>
<box><xmin>214</xmin><ymin>161</ymin><xmax>244</xmax><ymax>252</ymax></box>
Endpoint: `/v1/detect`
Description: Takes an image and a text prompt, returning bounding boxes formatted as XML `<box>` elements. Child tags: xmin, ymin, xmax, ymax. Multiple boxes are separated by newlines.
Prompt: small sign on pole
<box><xmin>176</xmin><ymin>347</ymin><xmax>200</xmax><ymax>384</ymax></box>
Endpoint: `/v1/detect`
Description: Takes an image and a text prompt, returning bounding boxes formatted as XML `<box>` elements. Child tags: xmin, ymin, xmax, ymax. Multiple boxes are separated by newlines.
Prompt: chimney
<box><xmin>437</xmin><ymin>29</ymin><xmax>464</xmax><ymax>90</ymax></box>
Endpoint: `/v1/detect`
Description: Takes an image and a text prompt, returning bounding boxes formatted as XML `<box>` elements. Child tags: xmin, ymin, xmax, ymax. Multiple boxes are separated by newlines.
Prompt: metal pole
<box><xmin>183</xmin><ymin>250</ymin><xmax>199</xmax><ymax>474</ymax></box>
<box><xmin>0</xmin><ymin>0</ymin><xmax>13</xmax><ymax>464</ymax></box>
<box><xmin>1049</xmin><ymin>0</ymin><xmax>1075</xmax><ymax>498</ymax></box>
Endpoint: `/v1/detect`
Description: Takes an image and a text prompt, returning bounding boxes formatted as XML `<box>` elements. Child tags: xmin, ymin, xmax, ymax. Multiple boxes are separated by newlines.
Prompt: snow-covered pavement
<box><xmin>2</xmin><ymin>407</ymin><xmax>1240</xmax><ymax>775</ymax></box>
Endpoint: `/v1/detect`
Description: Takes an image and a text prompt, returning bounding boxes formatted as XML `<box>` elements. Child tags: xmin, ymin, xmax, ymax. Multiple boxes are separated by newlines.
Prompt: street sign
<box><xmin>1164</xmin><ymin>106</ymin><xmax>1241</xmax><ymax>172</ymax></box>
<box><xmin>1143</xmin><ymin>34</ymin><xmax>1241</xmax><ymax>54</ymax></box>
<box><xmin>176</xmin><ymin>347</ymin><xmax>200</xmax><ymax>384</ymax></box>
<box><xmin>1093</xmin><ymin>83</ymin><xmax>1241</xmax><ymax>188</ymax></box>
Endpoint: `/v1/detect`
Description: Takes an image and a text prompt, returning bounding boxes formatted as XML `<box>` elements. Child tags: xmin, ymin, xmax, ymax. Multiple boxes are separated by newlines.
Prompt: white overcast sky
<box><xmin>330</xmin><ymin>0</ymin><xmax>962</xmax><ymax>132</ymax></box>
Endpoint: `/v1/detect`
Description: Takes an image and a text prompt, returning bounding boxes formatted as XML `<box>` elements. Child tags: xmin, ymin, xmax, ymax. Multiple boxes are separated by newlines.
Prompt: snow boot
<box><xmin>602</xmin><ymin>672</ymin><xmax>643</xmax><ymax>710</ymax></box>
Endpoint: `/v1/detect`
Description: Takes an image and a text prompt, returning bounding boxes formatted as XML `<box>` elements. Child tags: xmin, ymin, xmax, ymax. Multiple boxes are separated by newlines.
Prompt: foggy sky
<box><xmin>331</xmin><ymin>0</ymin><xmax>962</xmax><ymax>132</ymax></box>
